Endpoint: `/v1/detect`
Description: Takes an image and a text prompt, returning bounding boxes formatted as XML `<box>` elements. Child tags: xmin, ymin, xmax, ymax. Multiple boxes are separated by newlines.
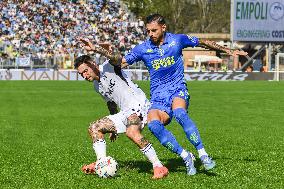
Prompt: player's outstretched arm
<box><xmin>199</xmin><ymin>39</ymin><xmax>248</xmax><ymax>57</ymax></box>
<box><xmin>78</xmin><ymin>38</ymin><xmax>129</xmax><ymax>68</ymax></box>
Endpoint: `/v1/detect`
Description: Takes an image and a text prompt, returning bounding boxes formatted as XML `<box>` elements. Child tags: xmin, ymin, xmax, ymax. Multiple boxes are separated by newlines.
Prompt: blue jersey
<box><xmin>125</xmin><ymin>32</ymin><xmax>198</xmax><ymax>97</ymax></box>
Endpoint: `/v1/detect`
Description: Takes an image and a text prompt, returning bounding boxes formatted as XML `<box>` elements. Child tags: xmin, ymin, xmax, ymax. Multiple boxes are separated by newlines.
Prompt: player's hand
<box><xmin>109</xmin><ymin>132</ymin><xmax>118</xmax><ymax>142</ymax></box>
<box><xmin>77</xmin><ymin>37</ymin><xmax>95</xmax><ymax>52</ymax></box>
<box><xmin>99</xmin><ymin>43</ymin><xmax>113</xmax><ymax>54</ymax></box>
<box><xmin>77</xmin><ymin>37</ymin><xmax>114</xmax><ymax>58</ymax></box>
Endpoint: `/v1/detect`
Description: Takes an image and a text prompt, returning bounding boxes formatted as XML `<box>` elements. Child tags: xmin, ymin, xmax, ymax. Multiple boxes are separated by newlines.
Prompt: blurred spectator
<box><xmin>245</xmin><ymin>65</ymin><xmax>253</xmax><ymax>72</ymax></box>
<box><xmin>260</xmin><ymin>66</ymin><xmax>268</xmax><ymax>72</ymax></box>
<box><xmin>0</xmin><ymin>0</ymin><xmax>145</xmax><ymax>63</ymax></box>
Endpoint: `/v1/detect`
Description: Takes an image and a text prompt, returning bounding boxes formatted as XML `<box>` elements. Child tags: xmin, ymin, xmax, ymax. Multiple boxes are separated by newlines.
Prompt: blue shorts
<box><xmin>149</xmin><ymin>84</ymin><xmax>190</xmax><ymax>120</ymax></box>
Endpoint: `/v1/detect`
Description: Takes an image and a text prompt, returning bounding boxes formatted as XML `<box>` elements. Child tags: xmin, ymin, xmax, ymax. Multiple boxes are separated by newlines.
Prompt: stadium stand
<box><xmin>0</xmin><ymin>0</ymin><xmax>145</xmax><ymax>69</ymax></box>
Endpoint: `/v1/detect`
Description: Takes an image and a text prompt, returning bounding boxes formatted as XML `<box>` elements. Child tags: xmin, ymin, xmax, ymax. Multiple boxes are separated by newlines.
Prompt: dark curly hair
<box><xmin>74</xmin><ymin>55</ymin><xmax>93</xmax><ymax>69</ymax></box>
<box><xmin>145</xmin><ymin>13</ymin><xmax>166</xmax><ymax>25</ymax></box>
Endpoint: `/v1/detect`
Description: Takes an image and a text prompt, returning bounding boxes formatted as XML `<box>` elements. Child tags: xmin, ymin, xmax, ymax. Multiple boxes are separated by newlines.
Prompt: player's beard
<box><xmin>150</xmin><ymin>37</ymin><xmax>160</xmax><ymax>45</ymax></box>
<box><xmin>151</xmin><ymin>33</ymin><xmax>164</xmax><ymax>45</ymax></box>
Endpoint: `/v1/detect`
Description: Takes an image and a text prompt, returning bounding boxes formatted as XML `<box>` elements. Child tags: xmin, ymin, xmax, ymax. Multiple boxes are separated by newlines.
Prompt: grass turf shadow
<box><xmin>118</xmin><ymin>158</ymin><xmax>218</xmax><ymax>177</ymax></box>
<box><xmin>118</xmin><ymin>160</ymin><xmax>153</xmax><ymax>173</ymax></box>
<box><xmin>164</xmin><ymin>158</ymin><xmax>218</xmax><ymax>177</ymax></box>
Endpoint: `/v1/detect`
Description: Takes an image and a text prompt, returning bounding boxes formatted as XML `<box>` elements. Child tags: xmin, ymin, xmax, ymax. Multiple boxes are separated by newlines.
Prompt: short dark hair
<box><xmin>74</xmin><ymin>55</ymin><xmax>93</xmax><ymax>69</ymax></box>
<box><xmin>146</xmin><ymin>13</ymin><xmax>166</xmax><ymax>25</ymax></box>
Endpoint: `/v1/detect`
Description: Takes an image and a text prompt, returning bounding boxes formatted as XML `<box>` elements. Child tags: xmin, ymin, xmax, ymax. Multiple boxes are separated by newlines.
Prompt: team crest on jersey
<box><xmin>146</xmin><ymin>49</ymin><xmax>153</xmax><ymax>53</ymax></box>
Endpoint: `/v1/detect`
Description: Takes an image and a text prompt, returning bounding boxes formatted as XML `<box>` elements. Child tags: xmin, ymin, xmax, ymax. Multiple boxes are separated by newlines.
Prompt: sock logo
<box><xmin>165</xmin><ymin>142</ymin><xmax>174</xmax><ymax>152</ymax></box>
<box><xmin>190</xmin><ymin>132</ymin><xmax>199</xmax><ymax>144</ymax></box>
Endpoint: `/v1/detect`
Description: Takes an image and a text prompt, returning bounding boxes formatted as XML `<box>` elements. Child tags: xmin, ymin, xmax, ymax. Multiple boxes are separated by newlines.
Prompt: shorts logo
<box><xmin>179</xmin><ymin>90</ymin><xmax>189</xmax><ymax>99</ymax></box>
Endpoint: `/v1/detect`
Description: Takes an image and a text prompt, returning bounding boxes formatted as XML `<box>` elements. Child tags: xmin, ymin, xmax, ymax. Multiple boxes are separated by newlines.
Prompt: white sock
<box><xmin>140</xmin><ymin>143</ymin><xmax>163</xmax><ymax>168</ymax></box>
<box><xmin>198</xmin><ymin>148</ymin><xmax>208</xmax><ymax>158</ymax></box>
<box><xmin>93</xmin><ymin>139</ymin><xmax>106</xmax><ymax>160</ymax></box>
<box><xmin>180</xmin><ymin>149</ymin><xmax>189</xmax><ymax>160</ymax></box>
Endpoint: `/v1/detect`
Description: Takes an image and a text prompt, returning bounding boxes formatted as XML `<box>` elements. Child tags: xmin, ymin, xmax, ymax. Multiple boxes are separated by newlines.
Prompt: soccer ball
<box><xmin>95</xmin><ymin>156</ymin><xmax>118</xmax><ymax>178</ymax></box>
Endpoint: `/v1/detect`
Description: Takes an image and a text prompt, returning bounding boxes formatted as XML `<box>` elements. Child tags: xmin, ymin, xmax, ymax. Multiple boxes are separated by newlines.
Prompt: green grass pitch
<box><xmin>1</xmin><ymin>81</ymin><xmax>284</xmax><ymax>189</ymax></box>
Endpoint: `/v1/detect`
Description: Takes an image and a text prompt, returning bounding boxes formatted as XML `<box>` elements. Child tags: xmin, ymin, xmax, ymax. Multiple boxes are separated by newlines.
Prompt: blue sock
<box><xmin>173</xmin><ymin>108</ymin><xmax>204</xmax><ymax>150</ymax></box>
<box><xmin>148</xmin><ymin>120</ymin><xmax>183</xmax><ymax>155</ymax></box>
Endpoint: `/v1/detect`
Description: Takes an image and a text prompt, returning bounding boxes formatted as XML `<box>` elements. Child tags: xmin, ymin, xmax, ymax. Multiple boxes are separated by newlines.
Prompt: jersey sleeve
<box><xmin>178</xmin><ymin>34</ymin><xmax>199</xmax><ymax>48</ymax></box>
<box><xmin>124</xmin><ymin>45</ymin><xmax>143</xmax><ymax>65</ymax></box>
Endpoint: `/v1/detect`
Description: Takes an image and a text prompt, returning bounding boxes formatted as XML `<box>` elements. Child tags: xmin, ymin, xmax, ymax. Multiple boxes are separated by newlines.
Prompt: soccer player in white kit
<box><xmin>74</xmin><ymin>55</ymin><xmax>168</xmax><ymax>179</ymax></box>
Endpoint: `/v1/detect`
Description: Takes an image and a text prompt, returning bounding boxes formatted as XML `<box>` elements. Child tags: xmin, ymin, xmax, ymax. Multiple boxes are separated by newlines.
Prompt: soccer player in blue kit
<box><xmin>79</xmin><ymin>13</ymin><xmax>247</xmax><ymax>175</ymax></box>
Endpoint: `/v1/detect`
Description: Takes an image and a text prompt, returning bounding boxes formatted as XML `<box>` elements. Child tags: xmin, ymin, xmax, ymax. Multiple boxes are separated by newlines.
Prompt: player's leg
<box><xmin>172</xmin><ymin>94</ymin><xmax>215</xmax><ymax>170</ymax></box>
<box><xmin>82</xmin><ymin>117</ymin><xmax>117</xmax><ymax>174</ymax></box>
<box><xmin>125</xmin><ymin>114</ymin><xmax>168</xmax><ymax>179</ymax></box>
<box><xmin>148</xmin><ymin>109</ymin><xmax>183</xmax><ymax>154</ymax></box>
<box><xmin>88</xmin><ymin>117</ymin><xmax>117</xmax><ymax>159</ymax></box>
<box><xmin>147</xmin><ymin>109</ymin><xmax>196</xmax><ymax>175</ymax></box>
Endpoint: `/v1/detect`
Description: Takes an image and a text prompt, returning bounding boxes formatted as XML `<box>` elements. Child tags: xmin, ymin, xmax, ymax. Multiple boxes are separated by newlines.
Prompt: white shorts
<box><xmin>106</xmin><ymin>100</ymin><xmax>150</xmax><ymax>133</ymax></box>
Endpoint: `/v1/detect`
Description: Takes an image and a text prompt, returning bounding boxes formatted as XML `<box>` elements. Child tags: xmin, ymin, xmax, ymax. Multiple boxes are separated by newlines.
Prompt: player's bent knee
<box><xmin>127</xmin><ymin>114</ymin><xmax>142</xmax><ymax>128</ymax></box>
<box><xmin>88</xmin><ymin>120</ymin><xmax>104</xmax><ymax>142</ymax></box>
<box><xmin>88</xmin><ymin>120</ymin><xmax>100</xmax><ymax>133</ymax></box>
<box><xmin>148</xmin><ymin>109</ymin><xmax>170</xmax><ymax>124</ymax></box>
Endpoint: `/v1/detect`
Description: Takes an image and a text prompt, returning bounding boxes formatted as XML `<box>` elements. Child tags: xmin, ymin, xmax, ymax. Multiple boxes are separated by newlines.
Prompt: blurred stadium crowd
<box><xmin>0</xmin><ymin>0</ymin><xmax>145</xmax><ymax>67</ymax></box>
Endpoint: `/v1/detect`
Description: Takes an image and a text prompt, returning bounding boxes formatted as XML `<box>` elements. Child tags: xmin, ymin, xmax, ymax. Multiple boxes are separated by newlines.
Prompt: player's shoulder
<box><xmin>170</xmin><ymin>32</ymin><xmax>188</xmax><ymax>40</ymax></box>
<box><xmin>172</xmin><ymin>33</ymin><xmax>199</xmax><ymax>46</ymax></box>
<box><xmin>164</xmin><ymin>33</ymin><xmax>187</xmax><ymax>45</ymax></box>
<box><xmin>126</xmin><ymin>40</ymin><xmax>148</xmax><ymax>56</ymax></box>
<box><xmin>101</xmin><ymin>60</ymin><xmax>109</xmax><ymax>66</ymax></box>
<box><xmin>164</xmin><ymin>32</ymin><xmax>179</xmax><ymax>38</ymax></box>
<box><xmin>99</xmin><ymin>60</ymin><xmax>114</xmax><ymax>73</ymax></box>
